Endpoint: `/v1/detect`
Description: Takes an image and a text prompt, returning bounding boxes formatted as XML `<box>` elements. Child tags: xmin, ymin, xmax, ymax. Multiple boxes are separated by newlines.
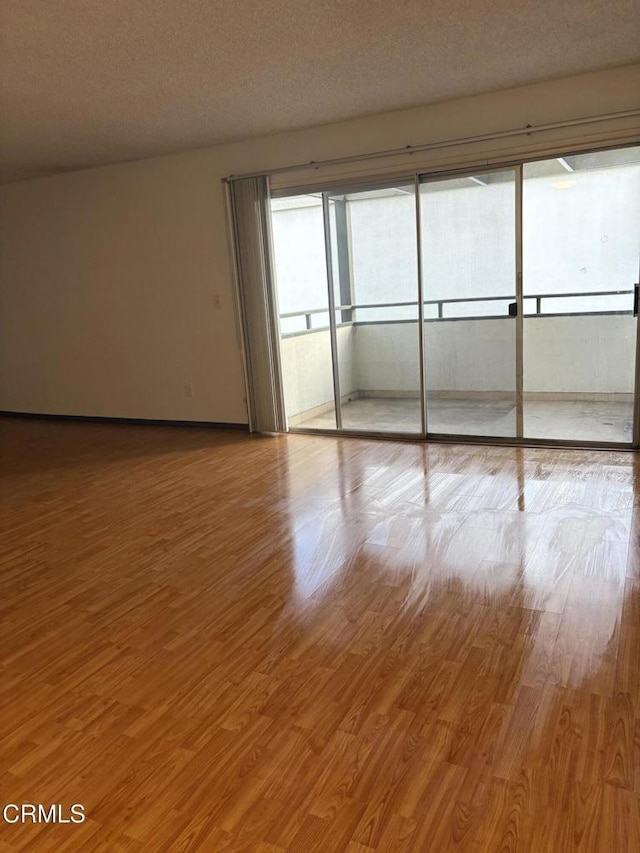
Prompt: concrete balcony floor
<box><xmin>293</xmin><ymin>396</ymin><xmax>634</xmax><ymax>443</ymax></box>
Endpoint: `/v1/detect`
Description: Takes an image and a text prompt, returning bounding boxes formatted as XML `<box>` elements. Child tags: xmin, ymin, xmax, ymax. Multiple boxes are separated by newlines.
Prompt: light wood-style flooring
<box><xmin>1</xmin><ymin>417</ymin><xmax>639</xmax><ymax>851</ymax></box>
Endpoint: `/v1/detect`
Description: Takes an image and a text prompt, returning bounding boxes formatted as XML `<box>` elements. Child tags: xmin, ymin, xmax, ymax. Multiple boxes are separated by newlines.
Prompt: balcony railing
<box><xmin>279</xmin><ymin>288</ymin><xmax>635</xmax><ymax>337</ymax></box>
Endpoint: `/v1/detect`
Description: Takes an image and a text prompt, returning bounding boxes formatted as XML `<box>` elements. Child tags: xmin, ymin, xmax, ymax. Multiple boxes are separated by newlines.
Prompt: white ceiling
<box><xmin>1</xmin><ymin>0</ymin><xmax>638</xmax><ymax>184</ymax></box>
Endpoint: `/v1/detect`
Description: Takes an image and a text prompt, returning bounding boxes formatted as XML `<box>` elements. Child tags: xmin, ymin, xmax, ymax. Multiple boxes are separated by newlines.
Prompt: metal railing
<box><xmin>279</xmin><ymin>288</ymin><xmax>635</xmax><ymax>336</ymax></box>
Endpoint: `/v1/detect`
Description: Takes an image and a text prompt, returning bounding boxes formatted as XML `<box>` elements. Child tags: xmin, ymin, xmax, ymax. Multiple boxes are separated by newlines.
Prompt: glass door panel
<box><xmin>270</xmin><ymin>193</ymin><xmax>337</xmax><ymax>430</ymax></box>
<box><xmin>324</xmin><ymin>183</ymin><xmax>422</xmax><ymax>434</ymax></box>
<box><xmin>523</xmin><ymin>146</ymin><xmax>640</xmax><ymax>443</ymax></box>
<box><xmin>419</xmin><ymin>169</ymin><xmax>518</xmax><ymax>437</ymax></box>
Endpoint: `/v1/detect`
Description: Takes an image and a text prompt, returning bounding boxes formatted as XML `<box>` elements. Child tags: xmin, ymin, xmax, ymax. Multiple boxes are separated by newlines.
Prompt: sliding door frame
<box><xmin>278</xmin><ymin>139</ymin><xmax>640</xmax><ymax>450</ymax></box>
<box><xmin>515</xmin><ymin>164</ymin><xmax>524</xmax><ymax>439</ymax></box>
<box><xmin>418</xmin><ymin>164</ymin><xmax>521</xmax><ymax>443</ymax></box>
<box><xmin>415</xmin><ymin>173</ymin><xmax>428</xmax><ymax>437</ymax></box>
<box><xmin>317</xmin><ymin>179</ymin><xmax>427</xmax><ymax>440</ymax></box>
<box><xmin>634</xmin><ymin>257</ymin><xmax>640</xmax><ymax>447</ymax></box>
<box><xmin>321</xmin><ymin>193</ymin><xmax>344</xmax><ymax>430</ymax></box>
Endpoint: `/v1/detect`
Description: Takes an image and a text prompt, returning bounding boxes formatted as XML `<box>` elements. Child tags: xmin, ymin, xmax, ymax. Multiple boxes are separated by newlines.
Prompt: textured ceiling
<box><xmin>1</xmin><ymin>0</ymin><xmax>639</xmax><ymax>183</ymax></box>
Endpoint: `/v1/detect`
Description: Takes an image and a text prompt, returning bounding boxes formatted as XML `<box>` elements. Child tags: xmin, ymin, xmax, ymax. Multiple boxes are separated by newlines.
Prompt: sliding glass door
<box><xmin>271</xmin><ymin>182</ymin><xmax>423</xmax><ymax>436</ymax></box>
<box><xmin>269</xmin><ymin>143</ymin><xmax>640</xmax><ymax>448</ymax></box>
<box><xmin>325</xmin><ymin>184</ymin><xmax>422</xmax><ymax>434</ymax></box>
<box><xmin>522</xmin><ymin>147</ymin><xmax>640</xmax><ymax>443</ymax></box>
<box><xmin>270</xmin><ymin>193</ymin><xmax>337</xmax><ymax>430</ymax></box>
<box><xmin>419</xmin><ymin>169</ymin><xmax>518</xmax><ymax>438</ymax></box>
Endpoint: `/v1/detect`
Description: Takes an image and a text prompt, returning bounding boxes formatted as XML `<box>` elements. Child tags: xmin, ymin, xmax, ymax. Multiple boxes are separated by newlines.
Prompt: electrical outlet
<box><xmin>213</xmin><ymin>294</ymin><xmax>221</xmax><ymax>309</ymax></box>
<box><xmin>184</xmin><ymin>382</ymin><xmax>193</xmax><ymax>398</ymax></box>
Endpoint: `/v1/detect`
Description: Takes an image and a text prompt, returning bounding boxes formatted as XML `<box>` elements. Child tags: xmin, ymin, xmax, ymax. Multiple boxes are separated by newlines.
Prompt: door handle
<box><xmin>508</xmin><ymin>302</ymin><xmax>518</xmax><ymax>317</ymax></box>
<box><xmin>634</xmin><ymin>283</ymin><xmax>639</xmax><ymax>317</ymax></box>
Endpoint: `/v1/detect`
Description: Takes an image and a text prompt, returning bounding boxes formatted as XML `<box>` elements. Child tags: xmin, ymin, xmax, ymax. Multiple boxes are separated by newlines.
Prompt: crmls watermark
<box><xmin>2</xmin><ymin>804</ymin><xmax>85</xmax><ymax>824</ymax></box>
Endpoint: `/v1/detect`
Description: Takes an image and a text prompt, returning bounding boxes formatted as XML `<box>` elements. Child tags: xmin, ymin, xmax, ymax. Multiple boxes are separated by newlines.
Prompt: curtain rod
<box><xmin>223</xmin><ymin>108</ymin><xmax>640</xmax><ymax>182</ymax></box>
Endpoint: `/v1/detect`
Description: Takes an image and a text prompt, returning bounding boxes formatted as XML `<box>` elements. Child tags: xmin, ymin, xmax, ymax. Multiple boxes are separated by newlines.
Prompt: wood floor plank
<box><xmin>1</xmin><ymin>417</ymin><xmax>640</xmax><ymax>850</ymax></box>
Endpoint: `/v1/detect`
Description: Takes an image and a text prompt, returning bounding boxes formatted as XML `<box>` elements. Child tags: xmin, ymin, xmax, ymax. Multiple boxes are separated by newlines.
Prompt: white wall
<box><xmin>0</xmin><ymin>157</ymin><xmax>247</xmax><ymax>420</ymax></box>
<box><xmin>354</xmin><ymin>324</ymin><xmax>422</xmax><ymax>394</ymax></box>
<box><xmin>271</xmin><ymin>199</ymin><xmax>329</xmax><ymax>317</ymax></box>
<box><xmin>356</xmin><ymin>315</ymin><xmax>634</xmax><ymax>395</ymax></box>
<box><xmin>524</xmin><ymin>314</ymin><xmax>635</xmax><ymax>393</ymax></box>
<box><xmin>281</xmin><ymin>325</ymin><xmax>356</xmax><ymax>419</ymax></box>
<box><xmin>0</xmin><ymin>65</ymin><xmax>638</xmax><ymax>422</ymax></box>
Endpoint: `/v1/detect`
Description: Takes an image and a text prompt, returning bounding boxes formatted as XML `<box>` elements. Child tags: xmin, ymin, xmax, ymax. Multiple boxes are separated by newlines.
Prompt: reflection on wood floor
<box><xmin>1</xmin><ymin>416</ymin><xmax>639</xmax><ymax>851</ymax></box>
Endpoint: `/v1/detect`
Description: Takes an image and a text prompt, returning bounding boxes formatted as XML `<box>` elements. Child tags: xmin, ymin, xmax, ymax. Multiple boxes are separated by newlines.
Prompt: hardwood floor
<box><xmin>1</xmin><ymin>416</ymin><xmax>639</xmax><ymax>851</ymax></box>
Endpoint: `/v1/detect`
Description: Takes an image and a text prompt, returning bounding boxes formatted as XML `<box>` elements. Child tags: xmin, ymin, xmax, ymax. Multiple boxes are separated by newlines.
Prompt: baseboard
<box><xmin>426</xmin><ymin>390</ymin><xmax>514</xmax><ymax>401</ymax></box>
<box><xmin>0</xmin><ymin>411</ymin><xmax>249</xmax><ymax>431</ymax></box>
<box><xmin>356</xmin><ymin>390</ymin><xmax>633</xmax><ymax>403</ymax></box>
<box><xmin>358</xmin><ymin>390</ymin><xmax>420</xmax><ymax>400</ymax></box>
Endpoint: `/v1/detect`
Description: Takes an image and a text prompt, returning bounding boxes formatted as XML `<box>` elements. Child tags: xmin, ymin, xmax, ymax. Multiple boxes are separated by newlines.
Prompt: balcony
<box><xmin>280</xmin><ymin>292</ymin><xmax>636</xmax><ymax>442</ymax></box>
<box><xmin>271</xmin><ymin>145</ymin><xmax>640</xmax><ymax>445</ymax></box>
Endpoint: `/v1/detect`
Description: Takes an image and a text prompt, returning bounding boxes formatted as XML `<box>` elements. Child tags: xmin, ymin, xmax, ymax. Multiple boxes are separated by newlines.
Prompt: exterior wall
<box><xmin>523</xmin><ymin>314</ymin><xmax>635</xmax><ymax>394</ymax></box>
<box><xmin>281</xmin><ymin>325</ymin><xmax>356</xmax><ymax>419</ymax></box>
<box><xmin>524</xmin><ymin>165</ymin><xmax>640</xmax><ymax>299</ymax></box>
<box><xmin>353</xmin><ymin>323</ymin><xmax>422</xmax><ymax>394</ymax></box>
